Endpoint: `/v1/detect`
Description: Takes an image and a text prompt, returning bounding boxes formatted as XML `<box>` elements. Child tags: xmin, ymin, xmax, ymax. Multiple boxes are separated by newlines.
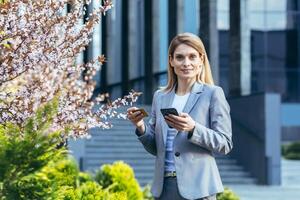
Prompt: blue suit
<box><xmin>136</xmin><ymin>82</ymin><xmax>233</xmax><ymax>199</ymax></box>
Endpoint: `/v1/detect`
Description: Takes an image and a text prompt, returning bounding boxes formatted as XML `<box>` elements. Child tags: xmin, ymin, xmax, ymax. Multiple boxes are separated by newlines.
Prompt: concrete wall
<box><xmin>228</xmin><ymin>93</ymin><xmax>281</xmax><ymax>185</ymax></box>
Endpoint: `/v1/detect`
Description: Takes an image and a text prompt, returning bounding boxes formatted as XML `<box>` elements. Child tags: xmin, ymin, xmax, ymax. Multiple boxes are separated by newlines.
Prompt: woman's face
<box><xmin>170</xmin><ymin>44</ymin><xmax>203</xmax><ymax>82</ymax></box>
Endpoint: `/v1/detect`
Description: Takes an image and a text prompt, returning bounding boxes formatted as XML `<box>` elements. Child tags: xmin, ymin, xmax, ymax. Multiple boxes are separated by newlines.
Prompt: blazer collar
<box><xmin>160</xmin><ymin>82</ymin><xmax>204</xmax><ymax>145</ymax></box>
<box><xmin>161</xmin><ymin>82</ymin><xmax>204</xmax><ymax>112</ymax></box>
<box><xmin>182</xmin><ymin>82</ymin><xmax>203</xmax><ymax>113</ymax></box>
<box><xmin>161</xmin><ymin>85</ymin><xmax>176</xmax><ymax>110</ymax></box>
<box><xmin>189</xmin><ymin>81</ymin><xmax>204</xmax><ymax>94</ymax></box>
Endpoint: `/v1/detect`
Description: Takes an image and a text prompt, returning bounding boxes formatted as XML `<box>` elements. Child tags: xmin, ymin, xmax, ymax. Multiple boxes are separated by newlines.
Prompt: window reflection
<box><xmin>217</xmin><ymin>0</ymin><xmax>300</xmax><ymax>101</ymax></box>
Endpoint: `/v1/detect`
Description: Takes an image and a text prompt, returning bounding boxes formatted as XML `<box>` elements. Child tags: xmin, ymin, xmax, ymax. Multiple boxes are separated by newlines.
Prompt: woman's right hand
<box><xmin>127</xmin><ymin>107</ymin><xmax>145</xmax><ymax>134</ymax></box>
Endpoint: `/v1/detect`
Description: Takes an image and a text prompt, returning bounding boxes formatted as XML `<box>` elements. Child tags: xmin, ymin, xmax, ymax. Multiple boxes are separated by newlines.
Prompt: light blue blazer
<box><xmin>136</xmin><ymin>82</ymin><xmax>233</xmax><ymax>199</ymax></box>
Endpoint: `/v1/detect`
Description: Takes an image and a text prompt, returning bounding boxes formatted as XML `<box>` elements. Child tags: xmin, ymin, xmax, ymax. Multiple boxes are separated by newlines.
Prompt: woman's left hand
<box><xmin>165</xmin><ymin>113</ymin><xmax>195</xmax><ymax>132</ymax></box>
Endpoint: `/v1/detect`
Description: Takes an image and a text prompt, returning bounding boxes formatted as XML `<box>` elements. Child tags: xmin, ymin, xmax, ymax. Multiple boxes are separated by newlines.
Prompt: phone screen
<box><xmin>160</xmin><ymin>108</ymin><xmax>178</xmax><ymax>128</ymax></box>
<box><xmin>160</xmin><ymin>108</ymin><xmax>179</xmax><ymax>117</ymax></box>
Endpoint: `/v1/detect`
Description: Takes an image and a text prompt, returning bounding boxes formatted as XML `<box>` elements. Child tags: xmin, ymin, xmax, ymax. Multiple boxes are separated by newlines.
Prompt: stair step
<box><xmin>84</xmin><ymin>152</ymin><xmax>151</xmax><ymax>157</ymax></box>
<box><xmin>89</xmin><ymin>124</ymin><xmax>136</xmax><ymax>129</ymax></box>
<box><xmin>86</xmin><ymin>162</ymin><xmax>246</xmax><ymax>174</ymax></box>
<box><xmin>219</xmin><ymin>171</ymin><xmax>251</xmax><ymax>177</ymax></box>
<box><xmin>84</xmin><ymin>142</ymin><xmax>143</xmax><ymax>147</ymax></box>
<box><xmin>218</xmin><ymin>165</ymin><xmax>243</xmax><ymax>171</ymax></box>
<box><xmin>85</xmin><ymin>159</ymin><xmax>153</xmax><ymax>163</ymax></box>
<box><xmin>85</xmin><ymin>148</ymin><xmax>145</xmax><ymax>152</ymax></box>
<box><xmin>85</xmin><ymin>137</ymin><xmax>138</xmax><ymax>142</ymax></box>
<box><xmin>90</xmin><ymin>130</ymin><xmax>136</xmax><ymax>134</ymax></box>
<box><xmin>69</xmin><ymin>105</ymin><xmax>257</xmax><ymax>186</ymax></box>
<box><xmin>221</xmin><ymin>178</ymin><xmax>256</xmax><ymax>184</ymax></box>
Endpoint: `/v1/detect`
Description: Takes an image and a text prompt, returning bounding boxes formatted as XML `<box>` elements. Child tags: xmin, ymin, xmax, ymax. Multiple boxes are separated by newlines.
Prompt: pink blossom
<box><xmin>0</xmin><ymin>0</ymin><xmax>141</xmax><ymax>138</ymax></box>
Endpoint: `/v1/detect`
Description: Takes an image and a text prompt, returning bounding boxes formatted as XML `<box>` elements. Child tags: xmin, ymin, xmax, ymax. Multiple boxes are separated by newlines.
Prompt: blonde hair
<box><xmin>163</xmin><ymin>32</ymin><xmax>214</xmax><ymax>92</ymax></box>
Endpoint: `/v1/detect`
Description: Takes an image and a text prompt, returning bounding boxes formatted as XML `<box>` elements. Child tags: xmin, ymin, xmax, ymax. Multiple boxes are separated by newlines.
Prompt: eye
<box><xmin>175</xmin><ymin>55</ymin><xmax>184</xmax><ymax>60</ymax></box>
<box><xmin>190</xmin><ymin>54</ymin><xmax>197</xmax><ymax>60</ymax></box>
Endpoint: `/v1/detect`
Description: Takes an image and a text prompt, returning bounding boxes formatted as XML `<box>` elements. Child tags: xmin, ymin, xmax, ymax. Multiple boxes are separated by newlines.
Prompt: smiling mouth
<box><xmin>181</xmin><ymin>69</ymin><xmax>193</xmax><ymax>73</ymax></box>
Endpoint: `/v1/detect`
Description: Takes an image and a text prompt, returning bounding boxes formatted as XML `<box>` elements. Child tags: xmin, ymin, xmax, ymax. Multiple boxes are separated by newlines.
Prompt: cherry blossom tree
<box><xmin>0</xmin><ymin>0</ymin><xmax>140</xmax><ymax>138</ymax></box>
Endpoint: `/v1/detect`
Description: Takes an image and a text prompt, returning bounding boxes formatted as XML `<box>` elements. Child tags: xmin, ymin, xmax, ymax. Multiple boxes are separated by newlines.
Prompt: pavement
<box><xmin>226</xmin><ymin>159</ymin><xmax>300</xmax><ymax>200</ymax></box>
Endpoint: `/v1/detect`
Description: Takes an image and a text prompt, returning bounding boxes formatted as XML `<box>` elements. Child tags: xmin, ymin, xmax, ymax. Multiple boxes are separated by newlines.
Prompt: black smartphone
<box><xmin>160</xmin><ymin>108</ymin><xmax>179</xmax><ymax>128</ymax></box>
<box><xmin>160</xmin><ymin>108</ymin><xmax>179</xmax><ymax>117</ymax></box>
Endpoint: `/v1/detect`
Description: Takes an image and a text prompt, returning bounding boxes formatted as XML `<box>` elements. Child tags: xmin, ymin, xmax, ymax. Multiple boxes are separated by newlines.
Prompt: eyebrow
<box><xmin>174</xmin><ymin>52</ymin><xmax>198</xmax><ymax>56</ymax></box>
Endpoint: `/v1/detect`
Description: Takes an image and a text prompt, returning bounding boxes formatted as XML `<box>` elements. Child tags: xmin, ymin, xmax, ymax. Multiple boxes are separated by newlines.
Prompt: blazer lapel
<box><xmin>160</xmin><ymin>86</ymin><xmax>176</xmax><ymax>145</ymax></box>
<box><xmin>161</xmin><ymin>88</ymin><xmax>176</xmax><ymax>110</ymax></box>
<box><xmin>182</xmin><ymin>82</ymin><xmax>204</xmax><ymax>114</ymax></box>
<box><xmin>159</xmin><ymin>82</ymin><xmax>204</xmax><ymax>145</ymax></box>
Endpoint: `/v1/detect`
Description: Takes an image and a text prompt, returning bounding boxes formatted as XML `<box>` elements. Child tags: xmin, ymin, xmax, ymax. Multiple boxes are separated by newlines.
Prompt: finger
<box><xmin>127</xmin><ymin>111</ymin><xmax>136</xmax><ymax>118</ymax></box>
<box><xmin>171</xmin><ymin>123</ymin><xmax>184</xmax><ymax>131</ymax></box>
<box><xmin>166</xmin><ymin>119</ymin><xmax>187</xmax><ymax>129</ymax></box>
<box><xmin>164</xmin><ymin>116</ymin><xmax>174</xmax><ymax>124</ymax></box>
<box><xmin>131</xmin><ymin>111</ymin><xmax>142</xmax><ymax>118</ymax></box>
<box><xmin>128</xmin><ymin>111</ymin><xmax>142</xmax><ymax>120</ymax></box>
<box><xmin>133</xmin><ymin>115</ymin><xmax>145</xmax><ymax>123</ymax></box>
<box><xmin>131</xmin><ymin>115</ymin><xmax>143</xmax><ymax>124</ymax></box>
<box><xmin>127</xmin><ymin>107</ymin><xmax>138</xmax><ymax>113</ymax></box>
<box><xmin>129</xmin><ymin>111</ymin><xmax>144</xmax><ymax>121</ymax></box>
<box><xmin>127</xmin><ymin>114</ymin><xmax>135</xmax><ymax>121</ymax></box>
<box><xmin>179</xmin><ymin>113</ymin><xmax>189</xmax><ymax>117</ymax></box>
<box><xmin>165</xmin><ymin>118</ymin><xmax>173</xmax><ymax>127</ymax></box>
<box><xmin>165</xmin><ymin>118</ymin><xmax>172</xmax><ymax>125</ymax></box>
<box><xmin>165</xmin><ymin>118</ymin><xmax>186</xmax><ymax>129</ymax></box>
<box><xmin>165</xmin><ymin>116</ymin><xmax>179</xmax><ymax>124</ymax></box>
<box><xmin>166</xmin><ymin>115</ymin><xmax>187</xmax><ymax>123</ymax></box>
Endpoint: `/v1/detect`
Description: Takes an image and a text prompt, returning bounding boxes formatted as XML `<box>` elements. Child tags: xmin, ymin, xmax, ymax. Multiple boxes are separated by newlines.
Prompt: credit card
<box><xmin>133</xmin><ymin>108</ymin><xmax>149</xmax><ymax>117</ymax></box>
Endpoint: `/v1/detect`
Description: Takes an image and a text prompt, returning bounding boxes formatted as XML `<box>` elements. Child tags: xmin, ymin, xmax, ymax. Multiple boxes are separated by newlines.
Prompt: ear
<box><xmin>199</xmin><ymin>54</ymin><xmax>205</xmax><ymax>65</ymax></box>
<box><xmin>169</xmin><ymin>55</ymin><xmax>174</xmax><ymax>67</ymax></box>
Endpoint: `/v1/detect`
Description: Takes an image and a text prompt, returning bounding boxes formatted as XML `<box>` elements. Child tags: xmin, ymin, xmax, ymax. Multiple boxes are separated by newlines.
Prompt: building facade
<box><xmin>70</xmin><ymin>0</ymin><xmax>300</xmax><ymax>185</ymax></box>
<box><xmin>85</xmin><ymin>0</ymin><xmax>300</xmax><ymax>104</ymax></box>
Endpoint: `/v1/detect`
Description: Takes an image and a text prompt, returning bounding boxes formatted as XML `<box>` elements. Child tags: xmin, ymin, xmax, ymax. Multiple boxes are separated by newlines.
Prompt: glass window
<box><xmin>249</xmin><ymin>0</ymin><xmax>287</xmax><ymax>12</ymax></box>
<box><xmin>218</xmin><ymin>11</ymin><xmax>229</xmax><ymax>30</ymax></box>
<box><xmin>266</xmin><ymin>12</ymin><xmax>286</xmax><ymax>30</ymax></box>
<box><xmin>159</xmin><ymin>0</ymin><xmax>168</xmax><ymax>71</ymax></box>
<box><xmin>217</xmin><ymin>0</ymin><xmax>229</xmax><ymax>11</ymax></box>
<box><xmin>217</xmin><ymin>0</ymin><xmax>229</xmax><ymax>30</ymax></box>
<box><xmin>184</xmin><ymin>0</ymin><xmax>198</xmax><ymax>33</ymax></box>
<box><xmin>249</xmin><ymin>0</ymin><xmax>266</xmax><ymax>12</ymax></box>
<box><xmin>266</xmin><ymin>0</ymin><xmax>287</xmax><ymax>11</ymax></box>
<box><xmin>250</xmin><ymin>12</ymin><xmax>266</xmax><ymax>30</ymax></box>
<box><xmin>286</xmin><ymin>12</ymin><xmax>300</xmax><ymax>30</ymax></box>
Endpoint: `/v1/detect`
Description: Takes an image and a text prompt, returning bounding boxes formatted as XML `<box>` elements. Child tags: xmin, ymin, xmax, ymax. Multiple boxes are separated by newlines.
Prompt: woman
<box><xmin>127</xmin><ymin>33</ymin><xmax>233</xmax><ymax>200</ymax></box>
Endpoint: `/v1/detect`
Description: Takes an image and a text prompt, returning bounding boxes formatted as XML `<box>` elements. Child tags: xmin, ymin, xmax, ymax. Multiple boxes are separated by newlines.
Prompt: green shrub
<box><xmin>76</xmin><ymin>182</ymin><xmax>106</xmax><ymax>200</ymax></box>
<box><xmin>51</xmin><ymin>182</ymin><xmax>125</xmax><ymax>200</ymax></box>
<box><xmin>53</xmin><ymin>182</ymin><xmax>104</xmax><ymax>200</ymax></box>
<box><xmin>142</xmin><ymin>185</ymin><xmax>154</xmax><ymax>200</ymax></box>
<box><xmin>0</xmin><ymin>98</ymin><xmax>143</xmax><ymax>199</ymax></box>
<box><xmin>78</xmin><ymin>172</ymin><xmax>93</xmax><ymax>184</ymax></box>
<box><xmin>0</xmin><ymin>156</ymin><xmax>92</xmax><ymax>200</ymax></box>
<box><xmin>0</xmin><ymin>99</ymin><xmax>68</xmax><ymax>199</ymax></box>
<box><xmin>217</xmin><ymin>187</ymin><xmax>240</xmax><ymax>200</ymax></box>
<box><xmin>282</xmin><ymin>141</ymin><xmax>300</xmax><ymax>160</ymax></box>
<box><xmin>51</xmin><ymin>186</ymin><xmax>79</xmax><ymax>200</ymax></box>
<box><xmin>1</xmin><ymin>150</ymin><xmax>127</xmax><ymax>200</ymax></box>
<box><xmin>40</xmin><ymin>159</ymin><xmax>80</xmax><ymax>188</ymax></box>
<box><xmin>17</xmin><ymin>159</ymin><xmax>129</xmax><ymax>200</ymax></box>
<box><xmin>95</xmin><ymin>161</ymin><xmax>143</xmax><ymax>200</ymax></box>
<box><xmin>285</xmin><ymin>152</ymin><xmax>300</xmax><ymax>160</ymax></box>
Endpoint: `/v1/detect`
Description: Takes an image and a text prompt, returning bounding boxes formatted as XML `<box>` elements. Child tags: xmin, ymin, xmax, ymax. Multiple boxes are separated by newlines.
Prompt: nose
<box><xmin>183</xmin><ymin>58</ymin><xmax>191</xmax><ymax>67</ymax></box>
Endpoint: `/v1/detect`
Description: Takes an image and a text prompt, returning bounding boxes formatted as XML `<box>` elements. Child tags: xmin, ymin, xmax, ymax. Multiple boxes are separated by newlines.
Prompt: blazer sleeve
<box><xmin>135</xmin><ymin>91</ymin><xmax>158</xmax><ymax>156</ymax></box>
<box><xmin>188</xmin><ymin>87</ymin><xmax>233</xmax><ymax>155</ymax></box>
